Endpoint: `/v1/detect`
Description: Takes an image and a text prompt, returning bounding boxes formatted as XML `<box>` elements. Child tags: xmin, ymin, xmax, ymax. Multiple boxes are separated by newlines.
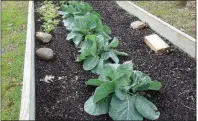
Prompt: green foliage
<box><xmin>60</xmin><ymin>1</ymin><xmax>161</xmax><ymax>121</ymax></box>
<box><xmin>61</xmin><ymin>1</ymin><xmax>93</xmax><ymax>19</ymax></box>
<box><xmin>59</xmin><ymin>0</ymin><xmax>68</xmax><ymax>5</ymax></box>
<box><xmin>85</xmin><ymin>62</ymin><xmax>161</xmax><ymax>120</ymax></box>
<box><xmin>65</xmin><ymin>12</ymin><xmax>111</xmax><ymax>47</ymax></box>
<box><xmin>84</xmin><ymin>95</ymin><xmax>111</xmax><ymax>116</ymax></box>
<box><xmin>76</xmin><ymin>34</ymin><xmax>127</xmax><ymax>73</ymax></box>
<box><xmin>109</xmin><ymin>94</ymin><xmax>143</xmax><ymax>120</ymax></box>
<box><xmin>39</xmin><ymin>1</ymin><xmax>59</xmax><ymax>33</ymax></box>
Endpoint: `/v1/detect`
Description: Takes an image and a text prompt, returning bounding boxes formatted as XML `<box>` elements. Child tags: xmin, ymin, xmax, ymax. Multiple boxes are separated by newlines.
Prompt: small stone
<box><xmin>130</xmin><ymin>21</ymin><xmax>146</xmax><ymax>30</ymax></box>
<box><xmin>36</xmin><ymin>48</ymin><xmax>54</xmax><ymax>61</ymax></box>
<box><xmin>144</xmin><ymin>34</ymin><xmax>170</xmax><ymax>53</ymax></box>
<box><xmin>36</xmin><ymin>32</ymin><xmax>52</xmax><ymax>43</ymax></box>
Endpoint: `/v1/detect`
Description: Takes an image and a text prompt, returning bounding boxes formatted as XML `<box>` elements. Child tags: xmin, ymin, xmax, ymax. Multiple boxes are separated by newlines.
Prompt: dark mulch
<box><xmin>35</xmin><ymin>1</ymin><xmax>196</xmax><ymax>121</ymax></box>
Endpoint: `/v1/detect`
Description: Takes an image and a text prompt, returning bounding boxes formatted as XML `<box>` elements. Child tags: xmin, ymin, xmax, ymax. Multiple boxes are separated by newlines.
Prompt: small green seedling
<box><xmin>39</xmin><ymin>1</ymin><xmax>59</xmax><ymax>33</ymax></box>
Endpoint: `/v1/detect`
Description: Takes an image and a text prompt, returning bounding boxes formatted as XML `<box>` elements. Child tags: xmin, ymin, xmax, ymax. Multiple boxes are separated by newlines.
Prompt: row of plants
<box><xmin>39</xmin><ymin>1</ymin><xmax>59</xmax><ymax>33</ymax></box>
<box><xmin>59</xmin><ymin>1</ymin><xmax>161</xmax><ymax>120</ymax></box>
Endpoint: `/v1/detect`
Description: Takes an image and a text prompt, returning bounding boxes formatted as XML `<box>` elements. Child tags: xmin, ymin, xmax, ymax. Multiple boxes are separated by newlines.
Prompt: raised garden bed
<box><xmin>32</xmin><ymin>1</ymin><xmax>196</xmax><ymax>121</ymax></box>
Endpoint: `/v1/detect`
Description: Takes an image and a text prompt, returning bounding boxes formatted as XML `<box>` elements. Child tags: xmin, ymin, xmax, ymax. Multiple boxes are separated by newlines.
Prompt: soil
<box><xmin>35</xmin><ymin>1</ymin><xmax>196</xmax><ymax>121</ymax></box>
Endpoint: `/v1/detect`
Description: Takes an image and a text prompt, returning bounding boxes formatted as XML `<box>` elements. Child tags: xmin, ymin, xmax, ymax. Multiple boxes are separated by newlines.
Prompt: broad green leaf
<box><xmin>137</xmin><ymin>81</ymin><xmax>161</xmax><ymax>91</ymax></box>
<box><xmin>115</xmin><ymin>86</ymin><xmax>127</xmax><ymax>100</ymax></box>
<box><xmin>66</xmin><ymin>31</ymin><xmax>76</xmax><ymax>40</ymax></box>
<box><xmin>91</xmin><ymin>11</ymin><xmax>102</xmax><ymax>19</ymax></box>
<box><xmin>109</xmin><ymin>37</ymin><xmax>119</xmax><ymax>48</ymax></box>
<box><xmin>71</xmin><ymin>12</ymin><xmax>102</xmax><ymax>34</ymax></box>
<box><xmin>83</xmin><ymin>56</ymin><xmax>99</xmax><ymax>70</ymax></box>
<box><xmin>101</xmin><ymin>52</ymin><xmax>110</xmax><ymax>60</ymax></box>
<box><xmin>61</xmin><ymin>4</ymin><xmax>73</xmax><ymax>13</ymax></box>
<box><xmin>109</xmin><ymin>51</ymin><xmax>119</xmax><ymax>63</ymax></box>
<box><xmin>61</xmin><ymin>1</ymin><xmax>92</xmax><ymax>18</ymax></box>
<box><xmin>77</xmin><ymin>35</ymin><xmax>97</xmax><ymax>61</ymax></box>
<box><xmin>72</xmin><ymin>19</ymin><xmax>89</xmax><ymax>34</ymax></box>
<box><xmin>85</xmin><ymin>34</ymin><xmax>96</xmax><ymax>41</ymax></box>
<box><xmin>98</xmin><ymin>75</ymin><xmax>110</xmax><ymax>82</ymax></box>
<box><xmin>85</xmin><ymin>13</ymin><xmax>97</xmax><ymax>30</ymax></box>
<box><xmin>85</xmin><ymin>35</ymin><xmax>97</xmax><ymax>56</ymax></box>
<box><xmin>58</xmin><ymin>11</ymin><xmax>65</xmax><ymax>16</ymax></box>
<box><xmin>76</xmin><ymin>40</ymin><xmax>93</xmax><ymax>61</ymax></box>
<box><xmin>148</xmin><ymin>81</ymin><xmax>161</xmax><ymax>90</ymax></box>
<box><xmin>86</xmin><ymin>79</ymin><xmax>104</xmax><ymax>86</ymax></box>
<box><xmin>93</xmin><ymin>18</ymin><xmax>104</xmax><ymax>33</ymax></box>
<box><xmin>131</xmin><ymin>71</ymin><xmax>153</xmax><ymax>93</ymax></box>
<box><xmin>101</xmin><ymin>63</ymin><xmax>120</xmax><ymax>79</ymax></box>
<box><xmin>116</xmin><ymin>76</ymin><xmax>131</xmax><ymax>88</ymax></box>
<box><xmin>76</xmin><ymin>2</ymin><xmax>93</xmax><ymax>15</ymax></box>
<box><xmin>88</xmin><ymin>21</ymin><xmax>97</xmax><ymax>30</ymax></box>
<box><xmin>93</xmin><ymin>81</ymin><xmax>115</xmax><ymax>103</ymax></box>
<box><xmin>73</xmin><ymin>34</ymin><xmax>83</xmax><ymax>46</ymax></box>
<box><xmin>96</xmin><ymin>32</ymin><xmax>112</xmax><ymax>42</ymax></box>
<box><xmin>84</xmin><ymin>95</ymin><xmax>111</xmax><ymax>116</ymax></box>
<box><xmin>115</xmin><ymin>62</ymin><xmax>133</xmax><ymax>79</ymax></box>
<box><xmin>103</xmin><ymin>25</ymin><xmax>111</xmax><ymax>34</ymax></box>
<box><xmin>78</xmin><ymin>39</ymin><xmax>92</xmax><ymax>53</ymax></box>
<box><xmin>91</xmin><ymin>59</ymin><xmax>106</xmax><ymax>75</ymax></box>
<box><xmin>109</xmin><ymin>94</ymin><xmax>143</xmax><ymax>120</ymax></box>
<box><xmin>113</xmin><ymin>50</ymin><xmax>128</xmax><ymax>56</ymax></box>
<box><xmin>63</xmin><ymin>17</ymin><xmax>74</xmax><ymax>30</ymax></box>
<box><xmin>96</xmin><ymin>35</ymin><xmax>109</xmax><ymax>53</ymax></box>
<box><xmin>135</xmin><ymin>96</ymin><xmax>160</xmax><ymax>120</ymax></box>
<box><xmin>66</xmin><ymin>32</ymin><xmax>83</xmax><ymax>46</ymax></box>
<box><xmin>101</xmin><ymin>51</ymin><xmax>119</xmax><ymax>63</ymax></box>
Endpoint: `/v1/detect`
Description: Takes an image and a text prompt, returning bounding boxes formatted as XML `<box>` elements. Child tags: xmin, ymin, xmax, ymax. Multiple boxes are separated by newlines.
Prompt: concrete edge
<box><xmin>116</xmin><ymin>1</ymin><xmax>196</xmax><ymax>58</ymax></box>
<box><xmin>19</xmin><ymin>1</ymin><xmax>35</xmax><ymax>120</ymax></box>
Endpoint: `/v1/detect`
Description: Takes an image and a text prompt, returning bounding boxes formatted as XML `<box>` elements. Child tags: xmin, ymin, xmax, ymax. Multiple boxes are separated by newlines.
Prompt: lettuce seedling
<box><xmin>39</xmin><ymin>1</ymin><xmax>59</xmax><ymax>33</ymax></box>
<box><xmin>84</xmin><ymin>62</ymin><xmax>161</xmax><ymax>120</ymax></box>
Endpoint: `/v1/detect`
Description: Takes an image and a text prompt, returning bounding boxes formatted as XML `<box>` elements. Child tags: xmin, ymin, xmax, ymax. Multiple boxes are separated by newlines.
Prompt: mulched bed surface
<box><xmin>35</xmin><ymin>1</ymin><xmax>196</xmax><ymax>121</ymax></box>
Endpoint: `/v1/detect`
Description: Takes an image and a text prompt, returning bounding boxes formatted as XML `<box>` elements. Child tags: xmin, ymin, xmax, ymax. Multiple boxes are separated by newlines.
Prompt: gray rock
<box><xmin>36</xmin><ymin>32</ymin><xmax>52</xmax><ymax>43</ymax></box>
<box><xmin>130</xmin><ymin>21</ymin><xmax>146</xmax><ymax>30</ymax></box>
<box><xmin>36</xmin><ymin>48</ymin><xmax>54</xmax><ymax>61</ymax></box>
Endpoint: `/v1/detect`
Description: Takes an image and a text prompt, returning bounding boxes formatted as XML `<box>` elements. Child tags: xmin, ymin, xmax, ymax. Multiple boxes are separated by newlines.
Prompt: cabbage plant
<box><xmin>84</xmin><ymin>62</ymin><xmax>161</xmax><ymax>120</ymax></box>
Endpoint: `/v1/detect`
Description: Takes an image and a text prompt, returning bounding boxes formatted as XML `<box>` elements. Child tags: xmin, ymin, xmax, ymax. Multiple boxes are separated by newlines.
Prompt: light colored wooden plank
<box><xmin>19</xmin><ymin>1</ymin><xmax>35</xmax><ymax>120</ymax></box>
<box><xmin>144</xmin><ymin>34</ymin><xmax>169</xmax><ymax>53</ymax></box>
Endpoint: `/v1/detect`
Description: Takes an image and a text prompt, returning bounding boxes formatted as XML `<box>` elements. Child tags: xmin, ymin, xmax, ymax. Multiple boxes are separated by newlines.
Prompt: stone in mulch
<box><xmin>36</xmin><ymin>48</ymin><xmax>54</xmax><ymax>61</ymax></box>
<box><xmin>130</xmin><ymin>20</ymin><xmax>147</xmax><ymax>30</ymax></box>
<box><xmin>36</xmin><ymin>32</ymin><xmax>52</xmax><ymax>43</ymax></box>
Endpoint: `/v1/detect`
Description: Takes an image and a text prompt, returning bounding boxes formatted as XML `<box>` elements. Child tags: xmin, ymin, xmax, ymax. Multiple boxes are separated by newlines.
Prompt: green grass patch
<box><xmin>134</xmin><ymin>1</ymin><xmax>196</xmax><ymax>38</ymax></box>
<box><xmin>2</xmin><ymin>1</ymin><xmax>28</xmax><ymax>120</ymax></box>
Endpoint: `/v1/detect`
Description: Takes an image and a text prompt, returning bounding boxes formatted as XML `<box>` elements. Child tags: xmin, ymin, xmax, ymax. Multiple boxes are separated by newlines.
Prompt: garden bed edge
<box><xmin>19</xmin><ymin>1</ymin><xmax>35</xmax><ymax>120</ymax></box>
<box><xmin>116</xmin><ymin>1</ymin><xmax>196</xmax><ymax>58</ymax></box>
<box><xmin>19</xmin><ymin>1</ymin><xmax>196</xmax><ymax>120</ymax></box>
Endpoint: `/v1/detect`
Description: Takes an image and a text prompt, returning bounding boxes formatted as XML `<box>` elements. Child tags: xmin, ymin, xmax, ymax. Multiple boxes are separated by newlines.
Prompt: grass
<box><xmin>2</xmin><ymin>1</ymin><xmax>28</xmax><ymax>120</ymax></box>
<box><xmin>134</xmin><ymin>1</ymin><xmax>196</xmax><ymax>38</ymax></box>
